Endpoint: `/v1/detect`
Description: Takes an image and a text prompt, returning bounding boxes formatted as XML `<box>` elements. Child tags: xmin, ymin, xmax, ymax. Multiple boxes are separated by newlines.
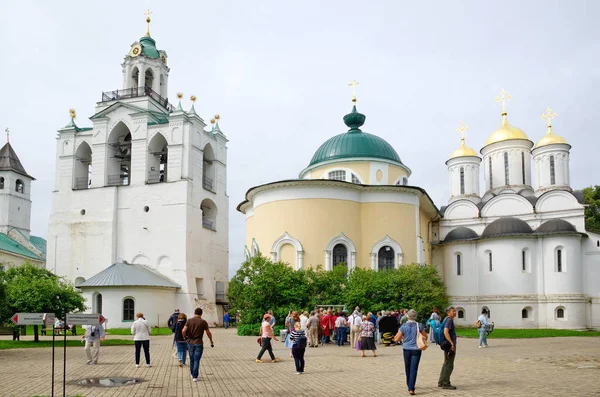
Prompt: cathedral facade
<box><xmin>239</xmin><ymin>92</ymin><xmax>600</xmax><ymax>329</ymax></box>
<box><xmin>47</xmin><ymin>19</ymin><xmax>229</xmax><ymax>327</ymax></box>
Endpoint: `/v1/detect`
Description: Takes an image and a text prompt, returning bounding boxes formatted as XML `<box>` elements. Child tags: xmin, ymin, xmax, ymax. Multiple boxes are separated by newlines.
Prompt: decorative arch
<box><xmin>131</xmin><ymin>66</ymin><xmax>140</xmax><ymax>88</ymax></box>
<box><xmin>480</xmin><ymin>194</ymin><xmax>534</xmax><ymax>217</ymax></box>
<box><xmin>131</xmin><ymin>254</ymin><xmax>150</xmax><ymax>266</ymax></box>
<box><xmin>201</xmin><ymin>198</ymin><xmax>218</xmax><ymax>231</ymax></box>
<box><xmin>369</xmin><ymin>235</ymin><xmax>403</xmax><ymax>270</ymax></box>
<box><xmin>244</xmin><ymin>245</ymin><xmax>251</xmax><ymax>261</ymax></box>
<box><xmin>202</xmin><ymin>143</ymin><xmax>216</xmax><ymax>192</ymax></box>
<box><xmin>522</xmin><ymin>306</ymin><xmax>532</xmax><ymax>320</ymax></box>
<box><xmin>144</xmin><ymin>67</ymin><xmax>154</xmax><ymax>90</ymax></box>
<box><xmin>92</xmin><ymin>292</ymin><xmax>103</xmax><ymax>314</ymax></box>
<box><xmin>74</xmin><ymin>277</ymin><xmax>86</xmax><ymax>287</ymax></box>
<box><xmin>157</xmin><ymin>255</ymin><xmax>172</xmax><ymax>270</ymax></box>
<box><xmin>147</xmin><ymin>132</ymin><xmax>168</xmax><ymax>183</ymax></box>
<box><xmin>320</xmin><ymin>167</ymin><xmax>365</xmax><ymax>184</ymax></box>
<box><xmin>74</xmin><ymin>141</ymin><xmax>92</xmax><ymax>189</ymax></box>
<box><xmin>536</xmin><ymin>190</ymin><xmax>581</xmax><ymax>213</ymax></box>
<box><xmin>325</xmin><ymin>233</ymin><xmax>356</xmax><ymax>271</ymax></box>
<box><xmin>251</xmin><ymin>238</ymin><xmax>260</xmax><ymax>257</ymax></box>
<box><xmin>106</xmin><ymin>121</ymin><xmax>132</xmax><ymax>186</ymax></box>
<box><xmin>443</xmin><ymin>199</ymin><xmax>479</xmax><ymax>220</ymax></box>
<box><xmin>271</xmin><ymin>232</ymin><xmax>304</xmax><ymax>270</ymax></box>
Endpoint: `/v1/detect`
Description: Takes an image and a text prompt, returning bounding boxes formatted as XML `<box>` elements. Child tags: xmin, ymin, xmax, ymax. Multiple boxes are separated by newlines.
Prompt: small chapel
<box><xmin>238</xmin><ymin>87</ymin><xmax>600</xmax><ymax>329</ymax></box>
<box><xmin>47</xmin><ymin>15</ymin><xmax>229</xmax><ymax>327</ymax></box>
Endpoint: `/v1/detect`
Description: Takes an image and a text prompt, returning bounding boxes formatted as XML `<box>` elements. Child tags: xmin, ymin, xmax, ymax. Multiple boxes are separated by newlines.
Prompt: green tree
<box><xmin>0</xmin><ymin>263</ymin><xmax>86</xmax><ymax>341</ymax></box>
<box><xmin>583</xmin><ymin>185</ymin><xmax>600</xmax><ymax>233</ymax></box>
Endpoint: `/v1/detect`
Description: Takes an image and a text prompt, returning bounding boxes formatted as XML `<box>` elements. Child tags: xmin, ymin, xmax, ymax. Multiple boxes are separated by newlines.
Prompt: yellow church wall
<box><xmin>387</xmin><ymin>165</ymin><xmax>410</xmax><ymax>185</ymax></box>
<box><xmin>279</xmin><ymin>243</ymin><xmax>296</xmax><ymax>267</ymax></box>
<box><xmin>360</xmin><ymin>203</ymin><xmax>417</xmax><ymax>265</ymax></box>
<box><xmin>305</xmin><ymin>162</ymin><xmax>372</xmax><ymax>184</ymax></box>
<box><xmin>247</xmin><ymin>198</ymin><xmax>362</xmax><ymax>268</ymax></box>
<box><xmin>420</xmin><ymin>209</ymin><xmax>432</xmax><ymax>264</ymax></box>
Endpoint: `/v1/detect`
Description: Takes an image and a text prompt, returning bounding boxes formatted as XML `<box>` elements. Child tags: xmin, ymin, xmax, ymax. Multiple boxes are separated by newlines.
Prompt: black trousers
<box><xmin>292</xmin><ymin>347</ymin><xmax>305</xmax><ymax>373</ymax></box>
<box><xmin>257</xmin><ymin>338</ymin><xmax>275</xmax><ymax>360</ymax></box>
<box><xmin>134</xmin><ymin>340</ymin><xmax>150</xmax><ymax>364</ymax></box>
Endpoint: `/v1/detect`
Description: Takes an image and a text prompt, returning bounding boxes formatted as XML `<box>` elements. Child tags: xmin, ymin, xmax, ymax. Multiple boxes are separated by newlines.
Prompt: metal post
<box><xmin>63</xmin><ymin>330</ymin><xmax>67</xmax><ymax>397</ymax></box>
<box><xmin>51</xmin><ymin>325</ymin><xmax>55</xmax><ymax>397</ymax></box>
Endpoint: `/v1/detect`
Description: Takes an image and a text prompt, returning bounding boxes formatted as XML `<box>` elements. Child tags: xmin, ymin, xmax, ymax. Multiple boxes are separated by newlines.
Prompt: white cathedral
<box><xmin>46</xmin><ymin>18</ymin><xmax>229</xmax><ymax>327</ymax></box>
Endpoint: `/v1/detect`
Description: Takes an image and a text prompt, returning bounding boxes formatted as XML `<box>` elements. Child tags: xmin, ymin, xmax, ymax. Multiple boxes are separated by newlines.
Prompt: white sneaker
<box><xmin>135</xmin><ymin>364</ymin><xmax>140</xmax><ymax>368</ymax></box>
<box><xmin>478</xmin><ymin>346</ymin><xmax>482</xmax><ymax>348</ymax></box>
<box><xmin>193</xmin><ymin>378</ymin><xmax>199</xmax><ymax>382</ymax></box>
<box><xmin>146</xmin><ymin>364</ymin><xmax>152</xmax><ymax>367</ymax></box>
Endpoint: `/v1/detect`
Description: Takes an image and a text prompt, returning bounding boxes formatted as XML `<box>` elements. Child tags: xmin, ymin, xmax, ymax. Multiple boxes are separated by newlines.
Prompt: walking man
<box><xmin>168</xmin><ymin>309</ymin><xmax>180</xmax><ymax>332</ymax></box>
<box><xmin>306</xmin><ymin>311</ymin><xmax>319</xmax><ymax>348</ymax></box>
<box><xmin>82</xmin><ymin>323</ymin><xmax>106</xmax><ymax>364</ymax></box>
<box><xmin>438</xmin><ymin>306</ymin><xmax>458</xmax><ymax>390</ymax></box>
<box><xmin>182</xmin><ymin>308</ymin><xmax>214</xmax><ymax>382</ymax></box>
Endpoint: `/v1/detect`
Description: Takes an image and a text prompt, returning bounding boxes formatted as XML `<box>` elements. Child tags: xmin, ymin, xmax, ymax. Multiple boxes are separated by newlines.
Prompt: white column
<box><xmin>138</xmin><ymin>66</ymin><xmax>145</xmax><ymax>90</ymax></box>
<box><xmin>370</xmin><ymin>253</ymin><xmax>377</xmax><ymax>270</ymax></box>
<box><xmin>270</xmin><ymin>252</ymin><xmax>277</xmax><ymax>262</ymax></box>
<box><xmin>350</xmin><ymin>252</ymin><xmax>356</xmax><ymax>270</ymax></box>
<box><xmin>325</xmin><ymin>251</ymin><xmax>332</xmax><ymax>271</ymax></box>
<box><xmin>397</xmin><ymin>253</ymin><xmax>404</xmax><ymax>267</ymax></box>
<box><xmin>297</xmin><ymin>251</ymin><xmax>304</xmax><ymax>269</ymax></box>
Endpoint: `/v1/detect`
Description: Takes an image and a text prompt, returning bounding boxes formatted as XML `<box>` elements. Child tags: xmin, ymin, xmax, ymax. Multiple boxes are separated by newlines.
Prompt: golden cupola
<box><xmin>484</xmin><ymin>89</ymin><xmax>529</xmax><ymax>146</ymax></box>
<box><xmin>450</xmin><ymin>122</ymin><xmax>478</xmax><ymax>158</ymax></box>
<box><xmin>534</xmin><ymin>107</ymin><xmax>569</xmax><ymax>148</ymax></box>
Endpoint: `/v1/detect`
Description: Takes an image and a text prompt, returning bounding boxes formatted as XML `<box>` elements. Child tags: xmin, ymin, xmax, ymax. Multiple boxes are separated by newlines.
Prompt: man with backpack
<box><xmin>437</xmin><ymin>306</ymin><xmax>458</xmax><ymax>390</ymax></box>
<box><xmin>168</xmin><ymin>309</ymin><xmax>180</xmax><ymax>332</ymax></box>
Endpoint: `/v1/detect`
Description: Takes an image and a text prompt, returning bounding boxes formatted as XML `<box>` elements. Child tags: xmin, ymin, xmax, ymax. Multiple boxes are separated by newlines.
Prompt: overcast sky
<box><xmin>0</xmin><ymin>1</ymin><xmax>598</xmax><ymax>276</ymax></box>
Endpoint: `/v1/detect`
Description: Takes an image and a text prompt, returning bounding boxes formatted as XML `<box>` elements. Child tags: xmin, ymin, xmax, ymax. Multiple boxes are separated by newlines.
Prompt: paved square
<box><xmin>0</xmin><ymin>329</ymin><xmax>598</xmax><ymax>396</ymax></box>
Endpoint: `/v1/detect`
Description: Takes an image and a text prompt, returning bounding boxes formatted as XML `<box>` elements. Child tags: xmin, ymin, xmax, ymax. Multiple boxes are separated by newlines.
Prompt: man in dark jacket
<box><xmin>168</xmin><ymin>309</ymin><xmax>180</xmax><ymax>332</ymax></box>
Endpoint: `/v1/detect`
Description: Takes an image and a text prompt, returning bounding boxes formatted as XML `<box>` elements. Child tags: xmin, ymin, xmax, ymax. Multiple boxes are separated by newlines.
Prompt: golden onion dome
<box><xmin>484</xmin><ymin>113</ymin><xmax>529</xmax><ymax>146</ymax></box>
<box><xmin>450</xmin><ymin>138</ymin><xmax>478</xmax><ymax>159</ymax></box>
<box><xmin>534</xmin><ymin>107</ymin><xmax>568</xmax><ymax>148</ymax></box>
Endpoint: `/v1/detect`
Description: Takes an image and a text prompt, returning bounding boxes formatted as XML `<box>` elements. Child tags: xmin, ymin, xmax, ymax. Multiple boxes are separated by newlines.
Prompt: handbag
<box><xmin>257</xmin><ymin>337</ymin><xmax>262</xmax><ymax>346</ymax></box>
<box><xmin>416</xmin><ymin>323</ymin><xmax>428</xmax><ymax>351</ymax></box>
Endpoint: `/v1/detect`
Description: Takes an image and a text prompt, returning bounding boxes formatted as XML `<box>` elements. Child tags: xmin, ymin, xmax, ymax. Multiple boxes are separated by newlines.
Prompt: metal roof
<box><xmin>443</xmin><ymin>227</ymin><xmax>479</xmax><ymax>243</ymax></box>
<box><xmin>0</xmin><ymin>142</ymin><xmax>34</xmax><ymax>179</ymax></box>
<box><xmin>481</xmin><ymin>217</ymin><xmax>534</xmax><ymax>238</ymax></box>
<box><xmin>0</xmin><ymin>233</ymin><xmax>43</xmax><ymax>260</ymax></box>
<box><xmin>78</xmin><ymin>262</ymin><xmax>180</xmax><ymax>289</ymax></box>
<box><xmin>535</xmin><ymin>219</ymin><xmax>577</xmax><ymax>234</ymax></box>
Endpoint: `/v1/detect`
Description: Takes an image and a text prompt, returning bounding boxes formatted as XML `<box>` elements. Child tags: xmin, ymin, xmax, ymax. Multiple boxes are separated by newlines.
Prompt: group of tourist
<box><xmin>253</xmin><ymin>305</ymin><xmax>470</xmax><ymax>395</ymax></box>
<box><xmin>81</xmin><ymin>307</ymin><xmax>214</xmax><ymax>383</ymax></box>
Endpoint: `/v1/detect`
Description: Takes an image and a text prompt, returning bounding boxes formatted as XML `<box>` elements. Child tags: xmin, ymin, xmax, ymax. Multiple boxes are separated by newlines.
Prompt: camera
<box><xmin>91</xmin><ymin>326</ymin><xmax>96</xmax><ymax>337</ymax></box>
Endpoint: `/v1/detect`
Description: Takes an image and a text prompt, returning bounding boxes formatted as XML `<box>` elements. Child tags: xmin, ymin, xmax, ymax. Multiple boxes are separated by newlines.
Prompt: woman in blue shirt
<box><xmin>393</xmin><ymin>309</ymin><xmax>428</xmax><ymax>395</ymax></box>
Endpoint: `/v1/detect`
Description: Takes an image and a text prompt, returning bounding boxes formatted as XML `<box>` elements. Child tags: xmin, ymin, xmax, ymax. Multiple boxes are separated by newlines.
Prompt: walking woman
<box><xmin>359</xmin><ymin>313</ymin><xmax>377</xmax><ymax>357</ymax></box>
<box><xmin>173</xmin><ymin>313</ymin><xmax>188</xmax><ymax>367</ymax></box>
<box><xmin>284</xmin><ymin>311</ymin><xmax>299</xmax><ymax>357</ymax></box>
<box><xmin>428</xmin><ymin>307</ymin><xmax>441</xmax><ymax>344</ymax></box>
<box><xmin>131</xmin><ymin>312</ymin><xmax>151</xmax><ymax>368</ymax></box>
<box><xmin>289</xmin><ymin>322</ymin><xmax>307</xmax><ymax>374</ymax></box>
<box><xmin>394</xmin><ymin>309</ymin><xmax>427</xmax><ymax>395</ymax></box>
<box><xmin>256</xmin><ymin>314</ymin><xmax>280</xmax><ymax>363</ymax></box>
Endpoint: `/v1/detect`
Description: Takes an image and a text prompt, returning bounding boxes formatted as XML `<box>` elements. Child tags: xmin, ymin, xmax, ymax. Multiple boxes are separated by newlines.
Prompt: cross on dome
<box><xmin>145</xmin><ymin>9</ymin><xmax>152</xmax><ymax>36</ymax></box>
<box><xmin>349</xmin><ymin>80</ymin><xmax>359</xmax><ymax>103</ymax></box>
<box><xmin>541</xmin><ymin>107</ymin><xmax>557</xmax><ymax>130</ymax></box>
<box><xmin>495</xmin><ymin>88</ymin><xmax>512</xmax><ymax>115</ymax></box>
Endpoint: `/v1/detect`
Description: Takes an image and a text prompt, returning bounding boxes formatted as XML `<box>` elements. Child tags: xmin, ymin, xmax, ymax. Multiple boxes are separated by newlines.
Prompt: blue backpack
<box><xmin>432</xmin><ymin>317</ymin><xmax>448</xmax><ymax>345</ymax></box>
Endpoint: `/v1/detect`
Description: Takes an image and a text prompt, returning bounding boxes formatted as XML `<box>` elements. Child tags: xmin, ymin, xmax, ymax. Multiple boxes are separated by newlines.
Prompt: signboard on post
<box><xmin>11</xmin><ymin>313</ymin><xmax>45</xmax><ymax>325</ymax></box>
<box><xmin>66</xmin><ymin>313</ymin><xmax>105</xmax><ymax>325</ymax></box>
<box><xmin>43</xmin><ymin>313</ymin><xmax>55</xmax><ymax>326</ymax></box>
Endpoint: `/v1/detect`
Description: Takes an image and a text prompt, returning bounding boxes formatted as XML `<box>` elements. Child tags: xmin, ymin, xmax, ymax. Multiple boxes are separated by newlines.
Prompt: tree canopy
<box><xmin>228</xmin><ymin>256</ymin><xmax>448</xmax><ymax>325</ymax></box>
<box><xmin>0</xmin><ymin>263</ymin><xmax>86</xmax><ymax>324</ymax></box>
<box><xmin>583</xmin><ymin>185</ymin><xmax>600</xmax><ymax>233</ymax></box>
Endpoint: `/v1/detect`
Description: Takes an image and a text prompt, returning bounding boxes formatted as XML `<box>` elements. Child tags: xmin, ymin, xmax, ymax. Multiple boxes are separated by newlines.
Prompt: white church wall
<box><xmin>535</xmin><ymin>190</ymin><xmax>581</xmax><ymax>213</ymax></box>
<box><xmin>81</xmin><ymin>288</ymin><xmax>176</xmax><ymax>329</ymax></box>
<box><xmin>480</xmin><ymin>195</ymin><xmax>534</xmax><ymax>218</ymax></box>
<box><xmin>442</xmin><ymin>243</ymin><xmax>478</xmax><ymax>296</ymax></box>
<box><xmin>541</xmin><ymin>235</ymin><xmax>582</xmax><ymax>294</ymax></box>
<box><xmin>441</xmin><ymin>200</ymin><xmax>479</xmax><ymax>221</ymax></box>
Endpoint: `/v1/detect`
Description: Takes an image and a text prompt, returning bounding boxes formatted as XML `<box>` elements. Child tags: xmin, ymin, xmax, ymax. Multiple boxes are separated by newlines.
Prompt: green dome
<box><xmin>308</xmin><ymin>106</ymin><xmax>404</xmax><ymax>167</ymax></box>
<box><xmin>140</xmin><ymin>36</ymin><xmax>160</xmax><ymax>59</ymax></box>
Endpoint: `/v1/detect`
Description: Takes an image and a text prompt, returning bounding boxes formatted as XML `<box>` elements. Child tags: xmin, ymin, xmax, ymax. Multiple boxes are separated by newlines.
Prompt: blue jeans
<box><xmin>224</xmin><ymin>321</ymin><xmax>229</xmax><ymax>329</ymax></box>
<box><xmin>188</xmin><ymin>343</ymin><xmax>204</xmax><ymax>379</ymax></box>
<box><xmin>403</xmin><ymin>348</ymin><xmax>422</xmax><ymax>392</ymax></box>
<box><xmin>176</xmin><ymin>341</ymin><xmax>187</xmax><ymax>364</ymax></box>
<box><xmin>478</xmin><ymin>327</ymin><xmax>487</xmax><ymax>346</ymax></box>
<box><xmin>336</xmin><ymin>327</ymin><xmax>347</xmax><ymax>346</ymax></box>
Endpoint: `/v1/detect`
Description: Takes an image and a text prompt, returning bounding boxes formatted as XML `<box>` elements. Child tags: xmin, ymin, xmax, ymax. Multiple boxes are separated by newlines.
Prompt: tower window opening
<box><xmin>460</xmin><ymin>167</ymin><xmax>465</xmax><ymax>195</ymax></box>
<box><xmin>15</xmin><ymin>179</ymin><xmax>24</xmax><ymax>194</ymax></box>
<box><xmin>550</xmin><ymin>155</ymin><xmax>556</xmax><ymax>185</ymax></box>
<box><xmin>378</xmin><ymin>246</ymin><xmax>395</xmax><ymax>271</ymax></box>
<box><xmin>456</xmin><ymin>253</ymin><xmax>462</xmax><ymax>275</ymax></box>
<box><xmin>522</xmin><ymin>249</ymin><xmax>526</xmax><ymax>271</ymax></box>
<box><xmin>504</xmin><ymin>152</ymin><xmax>509</xmax><ymax>185</ymax></box>
<box><xmin>333</xmin><ymin>243</ymin><xmax>348</xmax><ymax>270</ymax></box>
<box><xmin>489</xmin><ymin>252</ymin><xmax>493</xmax><ymax>272</ymax></box>
<box><xmin>522</xmin><ymin>308</ymin><xmax>528</xmax><ymax>319</ymax></box>
<box><xmin>0</xmin><ymin>177</ymin><xmax>4</xmax><ymax>189</ymax></box>
<box><xmin>557</xmin><ymin>248</ymin><xmax>562</xmax><ymax>272</ymax></box>
<box><xmin>521</xmin><ymin>152</ymin><xmax>526</xmax><ymax>184</ymax></box>
<box><xmin>489</xmin><ymin>157</ymin><xmax>493</xmax><ymax>189</ymax></box>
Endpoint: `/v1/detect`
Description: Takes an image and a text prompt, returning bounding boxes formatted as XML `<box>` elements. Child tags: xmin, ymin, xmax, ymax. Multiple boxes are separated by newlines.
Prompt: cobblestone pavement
<box><xmin>1</xmin><ymin>329</ymin><xmax>599</xmax><ymax>397</ymax></box>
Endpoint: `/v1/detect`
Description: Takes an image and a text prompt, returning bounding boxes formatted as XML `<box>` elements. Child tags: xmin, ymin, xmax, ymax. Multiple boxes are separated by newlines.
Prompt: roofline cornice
<box><xmin>299</xmin><ymin>157</ymin><xmax>412</xmax><ymax>178</ymax></box>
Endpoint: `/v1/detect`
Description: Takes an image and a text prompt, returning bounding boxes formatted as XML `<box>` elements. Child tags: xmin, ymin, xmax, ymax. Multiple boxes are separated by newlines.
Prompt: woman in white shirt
<box><xmin>131</xmin><ymin>312</ymin><xmax>152</xmax><ymax>367</ymax></box>
<box><xmin>477</xmin><ymin>308</ymin><xmax>489</xmax><ymax>348</ymax></box>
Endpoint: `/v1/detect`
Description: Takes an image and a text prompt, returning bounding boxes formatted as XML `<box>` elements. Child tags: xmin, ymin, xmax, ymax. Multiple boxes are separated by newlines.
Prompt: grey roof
<box><xmin>443</xmin><ymin>227</ymin><xmax>479</xmax><ymax>243</ymax></box>
<box><xmin>481</xmin><ymin>217</ymin><xmax>534</xmax><ymax>238</ymax></box>
<box><xmin>535</xmin><ymin>219</ymin><xmax>577</xmax><ymax>234</ymax></box>
<box><xmin>78</xmin><ymin>262</ymin><xmax>180</xmax><ymax>289</ymax></box>
<box><xmin>0</xmin><ymin>142</ymin><xmax>33</xmax><ymax>179</ymax></box>
<box><xmin>572</xmin><ymin>190</ymin><xmax>585</xmax><ymax>204</ymax></box>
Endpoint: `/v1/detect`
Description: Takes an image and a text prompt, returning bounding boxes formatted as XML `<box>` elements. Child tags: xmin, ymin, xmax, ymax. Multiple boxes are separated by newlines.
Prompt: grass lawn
<box><xmin>455</xmin><ymin>328</ymin><xmax>600</xmax><ymax>338</ymax></box>
<box><xmin>105</xmin><ymin>326</ymin><xmax>173</xmax><ymax>336</ymax></box>
<box><xmin>0</xmin><ymin>339</ymin><xmax>133</xmax><ymax>350</ymax></box>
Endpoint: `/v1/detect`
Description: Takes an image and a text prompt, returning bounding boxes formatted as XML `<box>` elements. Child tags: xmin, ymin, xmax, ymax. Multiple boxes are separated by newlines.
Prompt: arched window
<box><xmin>123</xmin><ymin>298</ymin><xmax>135</xmax><ymax>321</ymax></box>
<box><xmin>489</xmin><ymin>157</ymin><xmax>493</xmax><ymax>189</ymax></box>
<box><xmin>488</xmin><ymin>251</ymin><xmax>493</xmax><ymax>272</ymax></box>
<box><xmin>456</xmin><ymin>253</ymin><xmax>462</xmax><ymax>276</ymax></box>
<box><xmin>144</xmin><ymin>68</ymin><xmax>154</xmax><ymax>91</ymax></box>
<box><xmin>403</xmin><ymin>177</ymin><xmax>408</xmax><ymax>185</ymax></box>
<box><xmin>482</xmin><ymin>306</ymin><xmax>491</xmax><ymax>318</ymax></box>
<box><xmin>328</xmin><ymin>170</ymin><xmax>346</xmax><ymax>181</ymax></box>
<box><xmin>131</xmin><ymin>67</ymin><xmax>140</xmax><ymax>88</ymax></box>
<box><xmin>148</xmin><ymin>133</ymin><xmax>168</xmax><ymax>183</ymax></box>
<box><xmin>457</xmin><ymin>308</ymin><xmax>465</xmax><ymax>319</ymax></box>
<box><xmin>203</xmin><ymin>143</ymin><xmax>216</xmax><ymax>192</ymax></box>
<box><xmin>201</xmin><ymin>198</ymin><xmax>218</xmax><ymax>231</ymax></box>
<box><xmin>107</xmin><ymin>122</ymin><xmax>132</xmax><ymax>186</ymax></box>
<box><xmin>522</xmin><ymin>308</ymin><xmax>528</xmax><ymax>319</ymax></box>
<box><xmin>93</xmin><ymin>293</ymin><xmax>103</xmax><ymax>314</ymax></box>
<box><xmin>504</xmin><ymin>152</ymin><xmax>509</xmax><ymax>185</ymax></box>
<box><xmin>74</xmin><ymin>277</ymin><xmax>86</xmax><ymax>287</ymax></box>
<box><xmin>550</xmin><ymin>155</ymin><xmax>556</xmax><ymax>185</ymax></box>
<box><xmin>15</xmin><ymin>179</ymin><xmax>24</xmax><ymax>193</ymax></box>
<box><xmin>0</xmin><ymin>177</ymin><xmax>4</xmax><ymax>189</ymax></box>
<box><xmin>521</xmin><ymin>249</ymin><xmax>527</xmax><ymax>272</ymax></box>
<box><xmin>333</xmin><ymin>244</ymin><xmax>347</xmax><ymax>269</ymax></box>
<box><xmin>556</xmin><ymin>247</ymin><xmax>563</xmax><ymax>272</ymax></box>
<box><xmin>521</xmin><ymin>152</ymin><xmax>526</xmax><ymax>184</ymax></box>
<box><xmin>459</xmin><ymin>167</ymin><xmax>465</xmax><ymax>195</ymax></box>
<box><xmin>378</xmin><ymin>246</ymin><xmax>394</xmax><ymax>271</ymax></box>
<box><xmin>556</xmin><ymin>307</ymin><xmax>565</xmax><ymax>319</ymax></box>
<box><xmin>351</xmin><ymin>173</ymin><xmax>360</xmax><ymax>184</ymax></box>
<box><xmin>74</xmin><ymin>142</ymin><xmax>92</xmax><ymax>189</ymax></box>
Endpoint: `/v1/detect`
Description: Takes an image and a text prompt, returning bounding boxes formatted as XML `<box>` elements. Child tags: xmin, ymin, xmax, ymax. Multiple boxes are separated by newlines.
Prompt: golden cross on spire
<box><xmin>69</xmin><ymin>108</ymin><xmax>76</xmax><ymax>119</ymax></box>
<box><xmin>541</xmin><ymin>106</ymin><xmax>557</xmax><ymax>131</ymax></box>
<box><xmin>349</xmin><ymin>80</ymin><xmax>359</xmax><ymax>103</ymax></box>
<box><xmin>145</xmin><ymin>9</ymin><xmax>152</xmax><ymax>36</ymax></box>
<box><xmin>495</xmin><ymin>88</ymin><xmax>512</xmax><ymax>114</ymax></box>
<box><xmin>456</xmin><ymin>121</ymin><xmax>469</xmax><ymax>145</ymax></box>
